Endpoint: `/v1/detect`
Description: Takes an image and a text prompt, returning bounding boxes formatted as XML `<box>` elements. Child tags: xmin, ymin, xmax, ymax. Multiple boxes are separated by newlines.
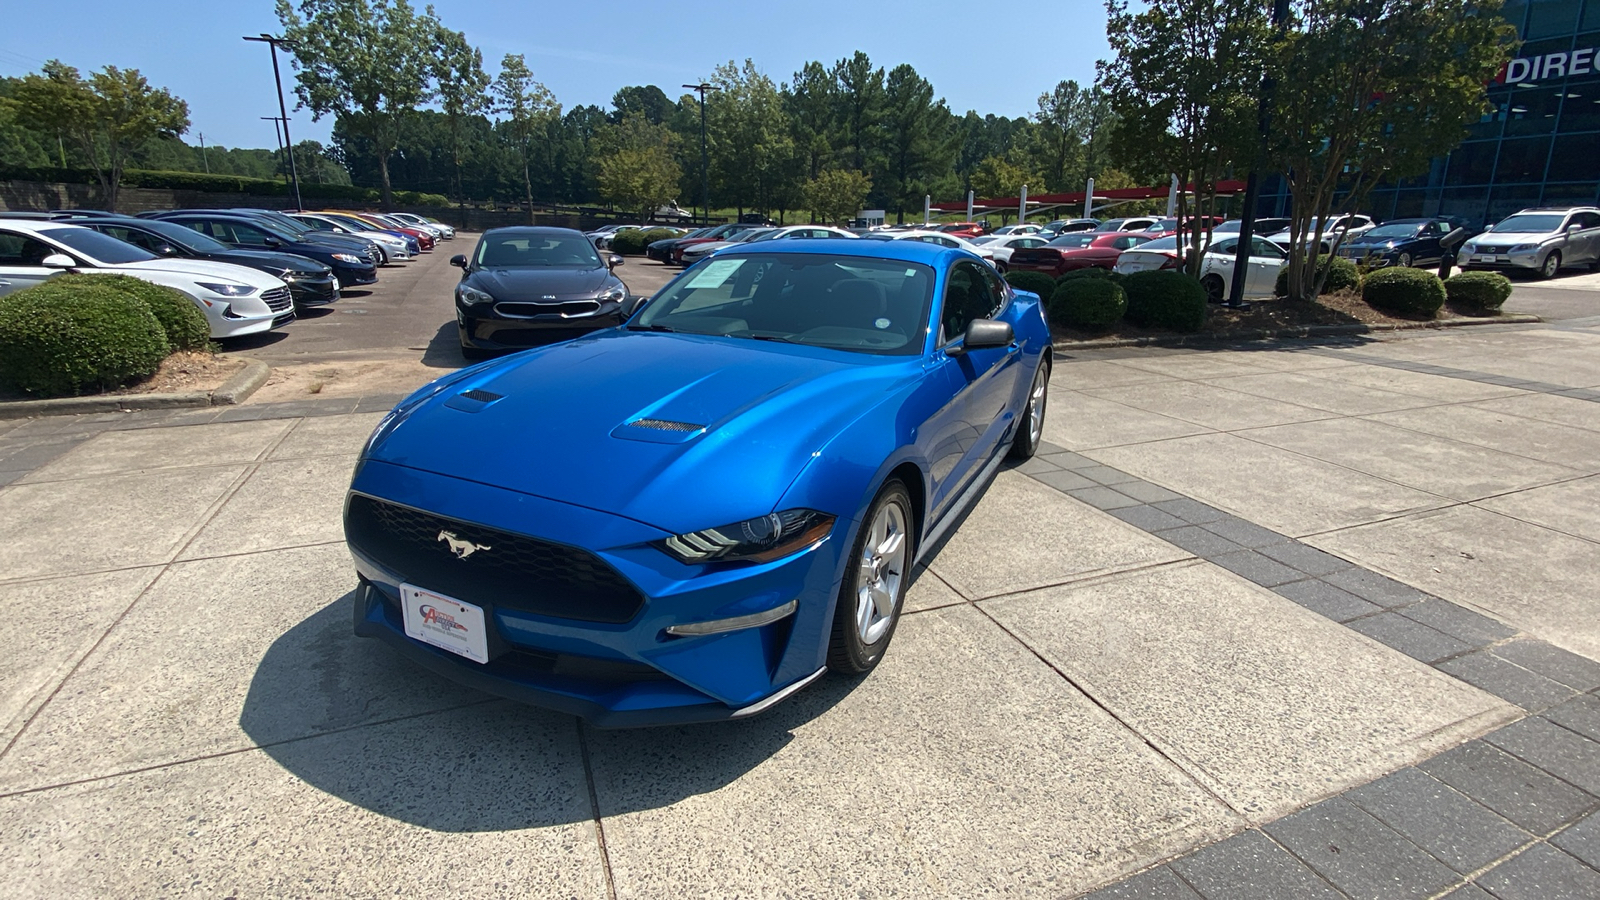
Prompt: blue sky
<box><xmin>2</xmin><ymin>0</ymin><xmax>1110</xmax><ymax>150</ymax></box>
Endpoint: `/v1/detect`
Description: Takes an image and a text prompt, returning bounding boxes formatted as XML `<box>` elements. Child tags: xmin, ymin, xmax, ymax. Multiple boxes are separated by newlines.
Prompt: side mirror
<box><xmin>947</xmin><ymin>318</ymin><xmax>1013</xmax><ymax>356</ymax></box>
<box><xmin>41</xmin><ymin>253</ymin><xmax>75</xmax><ymax>269</ymax></box>
<box><xmin>450</xmin><ymin>254</ymin><xmax>468</xmax><ymax>268</ymax></box>
<box><xmin>609</xmin><ymin>254</ymin><xmax>625</xmax><ymax>268</ymax></box>
<box><xmin>156</xmin><ymin>243</ymin><xmax>179</xmax><ymax>256</ymax></box>
<box><xmin>263</xmin><ymin>237</ymin><xmax>281</xmax><ymax>248</ymax></box>
<box><xmin>1567</xmin><ymin>223</ymin><xmax>1582</xmax><ymax>234</ymax></box>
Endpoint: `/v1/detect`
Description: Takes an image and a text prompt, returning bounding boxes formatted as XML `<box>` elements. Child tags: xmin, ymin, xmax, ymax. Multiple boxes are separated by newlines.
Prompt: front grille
<box><xmin>263</xmin><ymin>287</ymin><xmax>293</xmax><ymax>312</ymax></box>
<box><xmin>272</xmin><ymin>311</ymin><xmax>296</xmax><ymax>328</ymax></box>
<box><xmin>346</xmin><ymin>494</ymin><xmax>646</xmax><ymax>624</ymax></box>
<box><xmin>495</xmin><ymin>300</ymin><xmax>602</xmax><ymax>318</ymax></box>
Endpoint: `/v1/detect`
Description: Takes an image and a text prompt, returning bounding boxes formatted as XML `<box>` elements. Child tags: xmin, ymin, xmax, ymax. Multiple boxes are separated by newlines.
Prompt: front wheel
<box><xmin>827</xmin><ymin>480</ymin><xmax>914</xmax><ymax>675</ymax></box>
<box><xmin>1201</xmin><ymin>274</ymin><xmax>1225</xmax><ymax>304</ymax></box>
<box><xmin>1541</xmin><ymin>251</ymin><xmax>1562</xmax><ymax>279</ymax></box>
<box><xmin>1397</xmin><ymin>252</ymin><xmax>1412</xmax><ymax>268</ymax></box>
<box><xmin>1008</xmin><ymin>362</ymin><xmax>1050</xmax><ymax>460</ymax></box>
<box><xmin>995</xmin><ymin>261</ymin><xmax>1009</xmax><ymax>274</ymax></box>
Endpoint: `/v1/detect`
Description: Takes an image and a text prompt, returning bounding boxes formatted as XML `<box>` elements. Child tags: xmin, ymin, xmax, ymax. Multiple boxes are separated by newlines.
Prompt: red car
<box><xmin>937</xmin><ymin>222</ymin><xmax>990</xmax><ymax>239</ymax></box>
<box><xmin>1006</xmin><ymin>232</ymin><xmax>1157</xmax><ymax>277</ymax></box>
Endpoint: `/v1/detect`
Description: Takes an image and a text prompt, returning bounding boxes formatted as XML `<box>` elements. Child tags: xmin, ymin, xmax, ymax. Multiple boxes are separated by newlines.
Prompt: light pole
<box><xmin>683</xmin><ymin>82</ymin><xmax>719</xmax><ymax>225</ymax></box>
<box><xmin>245</xmin><ymin>34</ymin><xmax>303</xmax><ymax>210</ymax></box>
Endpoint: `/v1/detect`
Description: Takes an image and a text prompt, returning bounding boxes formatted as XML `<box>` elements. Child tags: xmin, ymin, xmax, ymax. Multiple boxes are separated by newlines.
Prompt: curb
<box><xmin>1050</xmin><ymin>314</ymin><xmax>1543</xmax><ymax>351</ymax></box>
<box><xmin>0</xmin><ymin>358</ymin><xmax>270</xmax><ymax>420</ymax></box>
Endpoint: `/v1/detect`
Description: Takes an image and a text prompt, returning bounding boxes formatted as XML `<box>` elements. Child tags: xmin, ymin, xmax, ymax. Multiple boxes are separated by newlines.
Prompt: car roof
<box><xmin>481</xmin><ymin>225</ymin><xmax>587</xmax><ymax>237</ymax></box>
<box><xmin>1515</xmin><ymin>206</ymin><xmax>1598</xmax><ymax>214</ymax></box>
<box><xmin>718</xmin><ymin>237</ymin><xmax>962</xmax><ymax>265</ymax></box>
<box><xmin>0</xmin><ymin>219</ymin><xmax>91</xmax><ymax>235</ymax></box>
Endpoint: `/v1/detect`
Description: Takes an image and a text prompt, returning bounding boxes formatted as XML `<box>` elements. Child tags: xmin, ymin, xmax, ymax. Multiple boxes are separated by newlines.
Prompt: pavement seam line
<box><xmin>577</xmin><ymin>722</ymin><xmax>620</xmax><ymax>900</ymax></box>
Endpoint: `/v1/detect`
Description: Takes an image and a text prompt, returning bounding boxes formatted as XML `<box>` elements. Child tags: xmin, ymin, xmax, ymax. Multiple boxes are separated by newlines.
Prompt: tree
<box><xmin>787</xmin><ymin>61</ymin><xmax>837</xmax><ymax>180</ymax></box>
<box><xmin>1031</xmin><ymin>80</ymin><xmax>1091</xmax><ymax>192</ymax></box>
<box><xmin>491</xmin><ymin>53</ymin><xmax>560</xmax><ymax>220</ymax></box>
<box><xmin>595</xmin><ymin>113</ymin><xmax>682</xmax><ymax>223</ymax></box>
<box><xmin>969</xmin><ymin>155</ymin><xmax>1040</xmax><ymax>202</ymax></box>
<box><xmin>805</xmin><ymin>169</ymin><xmax>871</xmax><ymax>225</ymax></box>
<box><xmin>1102</xmin><ymin>0</ymin><xmax>1270</xmax><ymax>276</ymax></box>
<box><xmin>1270</xmin><ymin>0</ymin><xmax>1516</xmax><ymax>301</ymax></box>
<box><xmin>10</xmin><ymin>61</ymin><xmax>188</xmax><ymax>211</ymax></box>
<box><xmin>881</xmin><ymin>64</ymin><xmax>955</xmax><ymax>222</ymax></box>
<box><xmin>276</xmin><ymin>0</ymin><xmax>440</xmax><ymax>210</ymax></box>
<box><xmin>706</xmin><ymin>59</ymin><xmax>795</xmax><ymax>216</ymax></box>
<box><xmin>611</xmin><ymin>85</ymin><xmax>671</xmax><ymax>125</ymax></box>
<box><xmin>832</xmin><ymin>51</ymin><xmax>885</xmax><ymax>177</ymax></box>
<box><xmin>429</xmin><ymin>24</ymin><xmax>489</xmax><ymax>207</ymax></box>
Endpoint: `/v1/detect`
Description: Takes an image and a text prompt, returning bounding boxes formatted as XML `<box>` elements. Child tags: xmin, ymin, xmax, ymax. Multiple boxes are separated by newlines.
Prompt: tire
<box><xmin>1397</xmin><ymin>252</ymin><xmax>1412</xmax><ymax>268</ymax></box>
<box><xmin>1201</xmin><ymin>274</ymin><xmax>1225</xmax><ymax>304</ymax></box>
<box><xmin>1008</xmin><ymin>361</ymin><xmax>1050</xmax><ymax>461</ymax></box>
<box><xmin>827</xmin><ymin>480</ymin><xmax>914</xmax><ymax>675</ymax></box>
<box><xmin>1540</xmin><ymin>250</ymin><xmax>1562</xmax><ymax>279</ymax></box>
<box><xmin>995</xmin><ymin>261</ymin><xmax>1008</xmax><ymax>274</ymax></box>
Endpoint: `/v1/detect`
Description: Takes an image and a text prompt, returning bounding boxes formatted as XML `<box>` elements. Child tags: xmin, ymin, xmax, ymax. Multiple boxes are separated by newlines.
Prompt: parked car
<box><xmin>345</xmin><ymin>239</ymin><xmax>1051</xmax><ymax>725</ymax></box>
<box><xmin>937</xmin><ymin>222</ymin><xmax>990</xmax><ymax>239</ymax></box>
<box><xmin>228</xmin><ymin>208</ymin><xmax>391</xmax><ymax>262</ymax></box>
<box><xmin>861</xmin><ymin>229</ymin><xmax>996</xmax><ymax>261</ymax></box>
<box><xmin>70</xmin><ymin>214</ymin><xmax>340</xmax><ymax>310</ymax></box>
<box><xmin>1264</xmin><ymin>214</ymin><xmax>1376</xmax><ymax>251</ymax></box>
<box><xmin>678</xmin><ymin>227</ymin><xmax>781</xmax><ymax>265</ymax></box>
<box><xmin>679</xmin><ymin>225</ymin><xmax>856</xmax><ymax>265</ymax></box>
<box><xmin>1146</xmin><ymin>216</ymin><xmax>1226</xmax><ymax>238</ymax></box>
<box><xmin>0</xmin><ymin>219</ymin><xmax>293</xmax><ymax>337</ymax></box>
<box><xmin>1459</xmin><ymin>207</ymin><xmax>1600</xmax><ymax>278</ymax></box>
<box><xmin>343</xmin><ymin>212</ymin><xmax>436</xmax><ymax>251</ymax></box>
<box><xmin>671</xmin><ymin>225</ymin><xmax>761</xmax><ymax>265</ymax></box>
<box><xmin>289</xmin><ymin>212</ymin><xmax>413</xmax><ymax>263</ymax></box>
<box><xmin>1006</xmin><ymin>231</ymin><xmax>1154</xmax><ymax>277</ymax></box>
<box><xmin>1114</xmin><ymin>234</ymin><xmax>1288</xmax><ymax>301</ymax></box>
<box><xmin>451</xmin><ymin>226</ymin><xmax>630</xmax><ymax>357</ymax></box>
<box><xmin>386</xmin><ymin>212</ymin><xmax>453</xmax><ymax>240</ymax></box>
<box><xmin>991</xmin><ymin>223</ymin><xmax>1044</xmax><ymax>236</ymax></box>
<box><xmin>647</xmin><ymin>226</ymin><xmax>713</xmax><ymax>262</ymax></box>
<box><xmin>1212</xmin><ymin>217</ymin><xmax>1291</xmax><ymax>238</ymax></box>
<box><xmin>153</xmin><ymin>211</ymin><xmax>380</xmax><ymax>288</ymax></box>
<box><xmin>1040</xmin><ymin>218</ymin><xmax>1100</xmax><ymax>236</ymax></box>
<box><xmin>970</xmin><ymin>234</ymin><xmax>1052</xmax><ymax>272</ymax></box>
<box><xmin>1094</xmin><ymin>216</ymin><xmax>1162</xmax><ymax>233</ymax></box>
<box><xmin>1337</xmin><ymin>218</ymin><xmax>1459</xmax><ymax>269</ymax></box>
<box><xmin>588</xmin><ymin>224</ymin><xmax>641</xmax><ymax>251</ymax></box>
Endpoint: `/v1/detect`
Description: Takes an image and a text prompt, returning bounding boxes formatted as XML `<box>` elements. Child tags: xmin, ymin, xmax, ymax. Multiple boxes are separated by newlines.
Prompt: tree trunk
<box><xmin>377</xmin><ymin>153</ymin><xmax>394</xmax><ymax>211</ymax></box>
<box><xmin>522</xmin><ymin>151</ymin><xmax>534</xmax><ymax>225</ymax></box>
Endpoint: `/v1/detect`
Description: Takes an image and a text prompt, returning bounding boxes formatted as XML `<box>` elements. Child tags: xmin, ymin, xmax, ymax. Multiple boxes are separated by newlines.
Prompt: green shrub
<box><xmin>0</xmin><ymin>283</ymin><xmax>170</xmax><ymax>397</ymax></box>
<box><xmin>1056</xmin><ymin>266</ymin><xmax>1124</xmax><ymax>284</ymax></box>
<box><xmin>1121</xmin><ymin>270</ymin><xmax>1207</xmax><ymax>332</ymax></box>
<box><xmin>1050</xmin><ymin>278</ymin><xmax>1126</xmax><ymax>331</ymax></box>
<box><xmin>1362</xmin><ymin>267</ymin><xmax>1446</xmax><ymax>318</ymax></box>
<box><xmin>1274</xmin><ymin>254</ymin><xmax>1362</xmax><ymax>296</ymax></box>
<box><xmin>1444</xmin><ymin>271</ymin><xmax>1512</xmax><ymax>313</ymax></box>
<box><xmin>1003</xmin><ymin>270</ymin><xmax>1057</xmax><ymax>299</ymax></box>
<box><xmin>610</xmin><ymin>227</ymin><xmax>682</xmax><ymax>255</ymax></box>
<box><xmin>47</xmin><ymin>274</ymin><xmax>211</xmax><ymax>350</ymax></box>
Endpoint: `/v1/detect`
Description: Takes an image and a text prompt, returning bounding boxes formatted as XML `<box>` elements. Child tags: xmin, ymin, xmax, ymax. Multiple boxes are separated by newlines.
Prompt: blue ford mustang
<box><xmin>345</xmin><ymin>240</ymin><xmax>1052</xmax><ymax>726</ymax></box>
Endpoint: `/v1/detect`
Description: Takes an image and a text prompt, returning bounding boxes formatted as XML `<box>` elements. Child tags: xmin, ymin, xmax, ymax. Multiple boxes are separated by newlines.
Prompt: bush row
<box><xmin>0</xmin><ymin>275</ymin><xmax>211</xmax><ymax>398</ymax></box>
<box><xmin>1006</xmin><ymin>268</ymin><xmax>1206</xmax><ymax>333</ymax></box>
<box><xmin>609</xmin><ymin>227</ymin><xmax>683</xmax><ymax>255</ymax></box>
<box><xmin>0</xmin><ymin>165</ymin><xmax>447</xmax><ymax>207</ymax></box>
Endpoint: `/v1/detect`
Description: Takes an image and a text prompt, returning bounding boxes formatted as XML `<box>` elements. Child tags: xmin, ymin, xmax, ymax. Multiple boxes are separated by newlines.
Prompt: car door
<box><xmin>925</xmin><ymin>261</ymin><xmax>1017</xmax><ymax>519</ymax></box>
<box><xmin>1247</xmin><ymin>238</ymin><xmax>1288</xmax><ymax>294</ymax></box>
<box><xmin>0</xmin><ymin>231</ymin><xmax>67</xmax><ymax>296</ymax></box>
<box><xmin>1576</xmin><ymin>211</ymin><xmax>1600</xmax><ymax>263</ymax></box>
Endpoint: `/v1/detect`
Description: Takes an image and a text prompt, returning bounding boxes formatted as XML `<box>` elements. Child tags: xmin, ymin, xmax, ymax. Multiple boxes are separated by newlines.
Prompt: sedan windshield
<box><xmin>1048</xmin><ymin>234</ymin><xmax>1098</xmax><ymax>249</ymax></box>
<box><xmin>40</xmin><ymin>227</ymin><xmax>158</xmax><ymax>264</ymax></box>
<box><xmin>1364</xmin><ymin>223</ymin><xmax>1424</xmax><ymax>239</ymax></box>
<box><xmin>475</xmin><ymin>232</ymin><xmax>602</xmax><ymax>268</ymax></box>
<box><xmin>1493</xmin><ymin>214</ymin><xmax>1566</xmax><ymax>233</ymax></box>
<box><xmin>634</xmin><ymin>253</ymin><xmax>934</xmax><ymax>355</ymax></box>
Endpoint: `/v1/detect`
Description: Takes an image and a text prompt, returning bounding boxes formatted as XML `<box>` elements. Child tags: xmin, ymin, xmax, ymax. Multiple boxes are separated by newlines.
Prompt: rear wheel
<box><xmin>1541</xmin><ymin>251</ymin><xmax>1562</xmax><ymax>279</ymax></box>
<box><xmin>1008</xmin><ymin>362</ymin><xmax>1050</xmax><ymax>461</ymax></box>
<box><xmin>1201</xmin><ymin>274</ymin><xmax>1225</xmax><ymax>304</ymax></box>
<box><xmin>827</xmin><ymin>480</ymin><xmax>914</xmax><ymax>674</ymax></box>
<box><xmin>995</xmin><ymin>261</ymin><xmax>1008</xmax><ymax>274</ymax></box>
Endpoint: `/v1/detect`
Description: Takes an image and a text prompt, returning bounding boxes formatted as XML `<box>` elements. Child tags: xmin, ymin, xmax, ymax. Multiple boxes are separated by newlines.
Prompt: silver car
<box><xmin>1460</xmin><ymin>207</ymin><xmax>1600</xmax><ymax>279</ymax></box>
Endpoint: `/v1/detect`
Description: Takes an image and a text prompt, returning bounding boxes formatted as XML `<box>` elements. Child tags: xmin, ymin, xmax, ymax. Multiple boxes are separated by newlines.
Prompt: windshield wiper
<box><xmin>747</xmin><ymin>333</ymin><xmax>797</xmax><ymax>344</ymax></box>
<box><xmin>627</xmin><ymin>323</ymin><xmax>676</xmax><ymax>332</ymax></box>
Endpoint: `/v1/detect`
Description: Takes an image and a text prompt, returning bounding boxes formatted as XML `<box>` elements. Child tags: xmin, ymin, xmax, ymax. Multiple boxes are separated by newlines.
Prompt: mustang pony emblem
<box><xmin>437</xmin><ymin>530</ymin><xmax>491</xmax><ymax>559</ymax></box>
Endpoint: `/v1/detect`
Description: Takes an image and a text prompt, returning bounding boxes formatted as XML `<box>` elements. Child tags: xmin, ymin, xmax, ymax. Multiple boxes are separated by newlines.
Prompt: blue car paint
<box><xmin>347</xmin><ymin>239</ymin><xmax>1051</xmax><ymax>726</ymax></box>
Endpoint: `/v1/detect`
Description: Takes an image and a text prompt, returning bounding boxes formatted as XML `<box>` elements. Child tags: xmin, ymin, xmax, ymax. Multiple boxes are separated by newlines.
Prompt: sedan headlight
<box><xmin>658</xmin><ymin>509</ymin><xmax>835</xmax><ymax>564</ymax></box>
<box><xmin>194</xmin><ymin>281</ymin><xmax>256</xmax><ymax>297</ymax></box>
<box><xmin>601</xmin><ymin>285</ymin><xmax>626</xmax><ymax>303</ymax></box>
<box><xmin>457</xmin><ymin>285</ymin><xmax>494</xmax><ymax>306</ymax></box>
<box><xmin>332</xmin><ymin>252</ymin><xmax>363</xmax><ymax>264</ymax></box>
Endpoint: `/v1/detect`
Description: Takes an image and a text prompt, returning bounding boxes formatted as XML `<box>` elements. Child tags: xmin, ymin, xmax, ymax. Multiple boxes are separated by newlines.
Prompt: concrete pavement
<box><xmin>0</xmin><ymin>316</ymin><xmax>1597</xmax><ymax>897</ymax></box>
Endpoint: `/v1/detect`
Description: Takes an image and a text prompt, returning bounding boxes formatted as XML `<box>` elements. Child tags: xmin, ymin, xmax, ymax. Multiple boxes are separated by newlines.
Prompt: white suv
<box><xmin>0</xmin><ymin>220</ymin><xmax>292</xmax><ymax>338</ymax></box>
<box><xmin>1461</xmin><ymin>207</ymin><xmax>1600</xmax><ymax>279</ymax></box>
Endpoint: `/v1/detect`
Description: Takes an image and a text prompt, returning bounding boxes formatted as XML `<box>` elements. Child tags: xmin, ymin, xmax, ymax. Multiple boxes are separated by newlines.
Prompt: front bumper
<box><xmin>459</xmin><ymin>304</ymin><xmax>626</xmax><ymax>349</ymax></box>
<box><xmin>344</xmin><ymin>461</ymin><xmax>842</xmax><ymax>726</ymax></box>
<box><xmin>283</xmin><ymin>274</ymin><xmax>341</xmax><ymax>307</ymax></box>
<box><xmin>333</xmin><ymin>264</ymin><xmax>379</xmax><ymax>287</ymax></box>
<box><xmin>1460</xmin><ymin>248</ymin><xmax>1542</xmax><ymax>271</ymax></box>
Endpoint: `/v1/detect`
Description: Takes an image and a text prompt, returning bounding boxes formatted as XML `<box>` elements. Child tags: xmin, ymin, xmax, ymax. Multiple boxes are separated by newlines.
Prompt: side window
<box><xmin>1250</xmin><ymin>238</ymin><xmax>1286</xmax><ymax>259</ymax></box>
<box><xmin>941</xmin><ymin>262</ymin><xmax>1000</xmax><ymax>343</ymax></box>
<box><xmin>230</xmin><ymin>222</ymin><xmax>272</xmax><ymax>247</ymax></box>
<box><xmin>0</xmin><ymin>233</ymin><xmax>54</xmax><ymax>266</ymax></box>
<box><xmin>1578</xmin><ymin>212</ymin><xmax>1600</xmax><ymax>229</ymax></box>
<box><xmin>102</xmin><ymin>226</ymin><xmax>161</xmax><ymax>252</ymax></box>
<box><xmin>184</xmin><ymin>219</ymin><xmax>229</xmax><ymax>242</ymax></box>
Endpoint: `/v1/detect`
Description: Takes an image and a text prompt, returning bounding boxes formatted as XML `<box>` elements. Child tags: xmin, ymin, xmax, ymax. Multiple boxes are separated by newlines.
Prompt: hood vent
<box><xmin>459</xmin><ymin>389</ymin><xmax>502</xmax><ymax>402</ymax></box>
<box><xmin>611</xmin><ymin>416</ymin><xmax>707</xmax><ymax>445</ymax></box>
<box><xmin>444</xmin><ymin>388</ymin><xmax>504</xmax><ymax>413</ymax></box>
<box><xmin>631</xmin><ymin>418</ymin><xmax>702</xmax><ymax>432</ymax></box>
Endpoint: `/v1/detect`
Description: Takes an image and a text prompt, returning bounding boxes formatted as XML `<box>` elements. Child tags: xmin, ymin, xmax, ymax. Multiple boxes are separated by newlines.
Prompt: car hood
<box><xmin>117</xmin><ymin>258</ymin><xmax>287</xmax><ymax>289</ymax></box>
<box><xmin>1344</xmin><ymin>234</ymin><xmax>1412</xmax><ymax>248</ymax></box>
<box><xmin>369</xmin><ymin>330</ymin><xmax>914</xmax><ymax>533</ymax></box>
<box><xmin>465</xmin><ymin>265</ymin><xmax>616</xmax><ymax>300</ymax></box>
<box><xmin>1471</xmin><ymin>233</ymin><xmax>1550</xmax><ymax>247</ymax></box>
<box><xmin>213</xmin><ymin>249</ymin><xmax>332</xmax><ymax>276</ymax></box>
<box><xmin>684</xmin><ymin>241</ymin><xmax>734</xmax><ymax>254</ymax></box>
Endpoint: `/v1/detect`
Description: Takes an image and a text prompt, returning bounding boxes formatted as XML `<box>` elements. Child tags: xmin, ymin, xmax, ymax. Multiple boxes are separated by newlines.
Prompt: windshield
<box><xmin>1365</xmin><ymin>223</ymin><xmax>1424</xmax><ymax>239</ymax></box>
<box><xmin>322</xmin><ymin>214</ymin><xmax>377</xmax><ymax>232</ymax></box>
<box><xmin>634</xmin><ymin>253</ymin><xmax>934</xmax><ymax>355</ymax></box>
<box><xmin>140</xmin><ymin>219</ymin><xmax>230</xmax><ymax>253</ymax></box>
<box><xmin>40</xmin><ymin>227</ymin><xmax>158</xmax><ymax>264</ymax></box>
<box><xmin>1137</xmin><ymin>236</ymin><xmax>1182</xmax><ymax>251</ymax></box>
<box><xmin>1493</xmin><ymin>214</ymin><xmax>1565</xmax><ymax>233</ymax></box>
<box><xmin>1048</xmin><ymin>234</ymin><xmax>1098</xmax><ymax>249</ymax></box>
<box><xmin>474</xmin><ymin>231</ymin><xmax>602</xmax><ymax>268</ymax></box>
<box><xmin>970</xmin><ymin>236</ymin><xmax>997</xmax><ymax>245</ymax></box>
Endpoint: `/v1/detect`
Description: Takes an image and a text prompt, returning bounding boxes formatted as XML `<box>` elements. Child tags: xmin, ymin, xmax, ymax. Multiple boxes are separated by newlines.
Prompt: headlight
<box><xmin>601</xmin><ymin>285</ymin><xmax>626</xmax><ymax>303</ymax></box>
<box><xmin>332</xmin><ymin>253</ymin><xmax>363</xmax><ymax>264</ymax></box>
<box><xmin>1461</xmin><ymin>243</ymin><xmax>1476</xmax><ymax>253</ymax></box>
<box><xmin>457</xmin><ymin>285</ymin><xmax>494</xmax><ymax>306</ymax></box>
<box><xmin>1510</xmin><ymin>243</ymin><xmax>1538</xmax><ymax>253</ymax></box>
<box><xmin>658</xmin><ymin>509</ymin><xmax>835</xmax><ymax>564</ymax></box>
<box><xmin>195</xmin><ymin>281</ymin><xmax>256</xmax><ymax>297</ymax></box>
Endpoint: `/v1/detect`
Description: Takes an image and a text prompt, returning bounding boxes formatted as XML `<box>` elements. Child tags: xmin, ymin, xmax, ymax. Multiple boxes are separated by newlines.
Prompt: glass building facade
<box><xmin>1264</xmin><ymin>0</ymin><xmax>1600</xmax><ymax>228</ymax></box>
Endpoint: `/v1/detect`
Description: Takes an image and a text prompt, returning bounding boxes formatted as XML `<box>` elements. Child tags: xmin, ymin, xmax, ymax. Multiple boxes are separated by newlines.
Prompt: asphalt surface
<box><xmin>1503</xmin><ymin>268</ymin><xmax>1600</xmax><ymax>324</ymax></box>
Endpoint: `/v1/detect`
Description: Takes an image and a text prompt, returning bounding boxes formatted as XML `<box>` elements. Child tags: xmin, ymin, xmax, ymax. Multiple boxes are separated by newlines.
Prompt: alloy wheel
<box><xmin>855</xmin><ymin>501</ymin><xmax>908</xmax><ymax>645</ymax></box>
<box><xmin>1028</xmin><ymin>367</ymin><xmax>1046</xmax><ymax>447</ymax></box>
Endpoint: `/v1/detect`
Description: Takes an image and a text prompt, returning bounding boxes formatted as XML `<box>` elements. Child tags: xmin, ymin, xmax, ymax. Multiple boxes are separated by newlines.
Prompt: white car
<box><xmin>1266</xmin><ymin>214</ymin><xmax>1376</xmax><ymax>251</ymax></box>
<box><xmin>388</xmin><ymin>212</ymin><xmax>454</xmax><ymax>240</ymax></box>
<box><xmin>991</xmin><ymin>223</ymin><xmax>1044</xmax><ymax>236</ymax></box>
<box><xmin>861</xmin><ymin>229</ymin><xmax>996</xmax><ymax>261</ymax></box>
<box><xmin>970</xmin><ymin>234</ymin><xmax>1052</xmax><ymax>271</ymax></box>
<box><xmin>1114</xmin><ymin>234</ymin><xmax>1288</xmax><ymax>301</ymax></box>
<box><xmin>289</xmin><ymin>213</ymin><xmax>412</xmax><ymax>263</ymax></box>
<box><xmin>1095</xmin><ymin>216</ymin><xmax>1162</xmax><ymax>233</ymax></box>
<box><xmin>679</xmin><ymin>225</ymin><xmax>857</xmax><ymax>264</ymax></box>
<box><xmin>0</xmin><ymin>220</ymin><xmax>293</xmax><ymax>338</ymax></box>
<box><xmin>586</xmin><ymin>224</ymin><xmax>641</xmax><ymax>250</ymax></box>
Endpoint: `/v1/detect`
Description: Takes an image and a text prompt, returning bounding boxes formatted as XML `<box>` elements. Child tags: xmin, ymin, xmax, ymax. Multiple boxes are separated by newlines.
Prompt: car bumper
<box><xmin>459</xmin><ymin>306</ymin><xmax>627</xmax><ymax>349</ymax></box>
<box><xmin>1461</xmin><ymin>250</ymin><xmax>1541</xmax><ymax>270</ymax></box>
<box><xmin>344</xmin><ymin>461</ymin><xmax>844</xmax><ymax>726</ymax></box>
<box><xmin>283</xmin><ymin>275</ymin><xmax>340</xmax><ymax>307</ymax></box>
<box><xmin>334</xmin><ymin>265</ymin><xmax>379</xmax><ymax>287</ymax></box>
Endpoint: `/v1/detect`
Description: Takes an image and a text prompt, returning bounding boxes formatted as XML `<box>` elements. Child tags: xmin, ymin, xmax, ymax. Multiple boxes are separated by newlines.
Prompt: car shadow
<box><xmin>217</xmin><ymin>330</ymin><xmax>288</xmax><ymax>354</ymax></box>
<box><xmin>294</xmin><ymin>306</ymin><xmax>337</xmax><ymax>320</ymax></box>
<box><xmin>419</xmin><ymin>320</ymin><xmax>485</xmax><ymax>369</ymax></box>
<box><xmin>241</xmin><ymin>588</ymin><xmax>862</xmax><ymax>831</ymax></box>
<box><xmin>339</xmin><ymin>289</ymin><xmax>374</xmax><ymax>299</ymax></box>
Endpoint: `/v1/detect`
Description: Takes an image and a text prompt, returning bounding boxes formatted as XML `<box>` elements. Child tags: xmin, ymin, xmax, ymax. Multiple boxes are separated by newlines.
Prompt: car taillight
<box><xmin>1159</xmin><ymin>254</ymin><xmax>1182</xmax><ymax>269</ymax></box>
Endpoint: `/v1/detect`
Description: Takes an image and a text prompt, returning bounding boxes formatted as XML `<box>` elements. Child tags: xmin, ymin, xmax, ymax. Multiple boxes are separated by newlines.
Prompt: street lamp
<box><xmin>244</xmin><ymin>34</ymin><xmax>303</xmax><ymax>211</ymax></box>
<box><xmin>683</xmin><ymin>82</ymin><xmax>719</xmax><ymax>226</ymax></box>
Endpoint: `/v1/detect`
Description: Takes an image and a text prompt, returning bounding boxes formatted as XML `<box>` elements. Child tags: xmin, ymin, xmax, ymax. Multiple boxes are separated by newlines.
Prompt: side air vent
<box><xmin>631</xmin><ymin>418</ymin><xmax>702</xmax><ymax>432</ymax></box>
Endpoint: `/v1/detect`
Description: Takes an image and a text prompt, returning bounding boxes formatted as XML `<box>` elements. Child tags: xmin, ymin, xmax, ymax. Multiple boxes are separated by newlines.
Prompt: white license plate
<box><xmin>401</xmin><ymin>584</ymin><xmax>489</xmax><ymax>663</ymax></box>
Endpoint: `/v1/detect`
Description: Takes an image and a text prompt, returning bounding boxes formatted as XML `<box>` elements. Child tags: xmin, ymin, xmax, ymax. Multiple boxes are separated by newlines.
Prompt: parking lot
<box><xmin>2</xmin><ymin>260</ymin><xmax>1598</xmax><ymax>897</ymax></box>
